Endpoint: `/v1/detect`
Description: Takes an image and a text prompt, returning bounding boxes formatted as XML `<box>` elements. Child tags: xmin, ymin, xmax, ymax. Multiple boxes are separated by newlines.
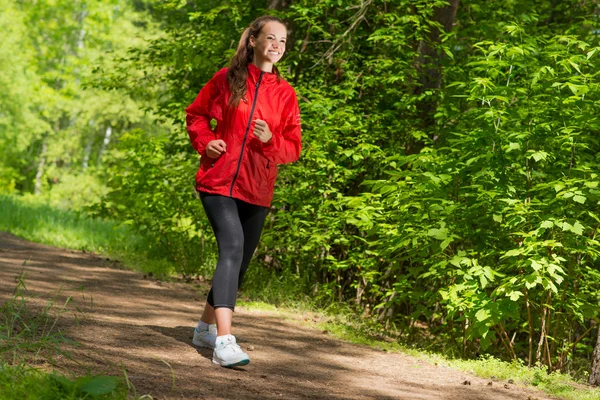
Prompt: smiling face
<box><xmin>250</xmin><ymin>21</ymin><xmax>287</xmax><ymax>70</ymax></box>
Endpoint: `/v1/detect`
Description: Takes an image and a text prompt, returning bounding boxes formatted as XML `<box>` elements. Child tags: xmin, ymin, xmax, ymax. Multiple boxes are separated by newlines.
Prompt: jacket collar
<box><xmin>248</xmin><ymin>62</ymin><xmax>278</xmax><ymax>85</ymax></box>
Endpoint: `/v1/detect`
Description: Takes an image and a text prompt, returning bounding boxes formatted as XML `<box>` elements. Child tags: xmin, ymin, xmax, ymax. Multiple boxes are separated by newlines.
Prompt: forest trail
<box><xmin>0</xmin><ymin>232</ymin><xmax>556</xmax><ymax>400</ymax></box>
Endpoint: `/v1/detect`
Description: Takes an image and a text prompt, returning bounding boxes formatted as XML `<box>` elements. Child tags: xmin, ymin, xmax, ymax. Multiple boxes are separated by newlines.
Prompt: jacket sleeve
<box><xmin>185</xmin><ymin>71</ymin><xmax>223</xmax><ymax>157</ymax></box>
<box><xmin>261</xmin><ymin>91</ymin><xmax>302</xmax><ymax>164</ymax></box>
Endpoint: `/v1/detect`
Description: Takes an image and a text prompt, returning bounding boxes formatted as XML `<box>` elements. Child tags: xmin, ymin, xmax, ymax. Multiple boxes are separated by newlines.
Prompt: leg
<box><xmin>200</xmin><ymin>303</ymin><xmax>216</xmax><ymax>324</ymax></box>
<box><xmin>236</xmin><ymin>200</ymin><xmax>269</xmax><ymax>293</ymax></box>
<box><xmin>200</xmin><ymin>194</ymin><xmax>245</xmax><ymax>335</ymax></box>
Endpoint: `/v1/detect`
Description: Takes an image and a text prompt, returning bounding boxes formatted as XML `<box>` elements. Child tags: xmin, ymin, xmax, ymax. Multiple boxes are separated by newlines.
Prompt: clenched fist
<box><xmin>206</xmin><ymin>140</ymin><xmax>227</xmax><ymax>158</ymax></box>
<box><xmin>253</xmin><ymin>119</ymin><xmax>272</xmax><ymax>143</ymax></box>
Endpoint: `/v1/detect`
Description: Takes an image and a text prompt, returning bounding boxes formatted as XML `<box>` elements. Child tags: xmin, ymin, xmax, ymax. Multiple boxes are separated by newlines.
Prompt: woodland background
<box><xmin>2</xmin><ymin>0</ymin><xmax>600</xmax><ymax>385</ymax></box>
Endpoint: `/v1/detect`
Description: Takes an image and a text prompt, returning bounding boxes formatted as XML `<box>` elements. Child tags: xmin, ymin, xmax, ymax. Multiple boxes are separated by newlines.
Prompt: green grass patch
<box><xmin>0</xmin><ymin>271</ymin><xmax>74</xmax><ymax>365</ymax></box>
<box><xmin>0</xmin><ymin>363</ymin><xmax>130</xmax><ymax>400</ymax></box>
<box><xmin>444</xmin><ymin>356</ymin><xmax>599</xmax><ymax>400</ymax></box>
<box><xmin>0</xmin><ymin>194</ymin><xmax>174</xmax><ymax>277</ymax></box>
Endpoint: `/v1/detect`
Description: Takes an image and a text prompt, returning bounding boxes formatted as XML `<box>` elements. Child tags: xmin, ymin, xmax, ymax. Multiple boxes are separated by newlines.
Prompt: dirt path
<box><xmin>0</xmin><ymin>232</ymin><xmax>555</xmax><ymax>400</ymax></box>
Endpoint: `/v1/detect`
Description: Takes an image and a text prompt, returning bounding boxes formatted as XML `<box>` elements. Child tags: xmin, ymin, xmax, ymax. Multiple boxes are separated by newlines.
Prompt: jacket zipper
<box><xmin>230</xmin><ymin>71</ymin><xmax>264</xmax><ymax>197</ymax></box>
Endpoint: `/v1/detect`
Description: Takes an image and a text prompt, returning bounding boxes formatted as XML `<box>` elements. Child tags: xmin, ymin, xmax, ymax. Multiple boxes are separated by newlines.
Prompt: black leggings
<box><xmin>200</xmin><ymin>193</ymin><xmax>269</xmax><ymax>311</ymax></box>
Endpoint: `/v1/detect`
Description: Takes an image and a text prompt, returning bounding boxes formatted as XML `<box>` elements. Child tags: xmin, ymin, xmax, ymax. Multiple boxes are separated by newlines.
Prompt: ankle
<box><xmin>196</xmin><ymin>320</ymin><xmax>212</xmax><ymax>331</ymax></box>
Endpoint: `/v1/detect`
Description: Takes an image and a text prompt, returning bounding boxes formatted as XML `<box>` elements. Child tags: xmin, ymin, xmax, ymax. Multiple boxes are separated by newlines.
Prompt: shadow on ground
<box><xmin>0</xmin><ymin>232</ymin><xmax>555</xmax><ymax>400</ymax></box>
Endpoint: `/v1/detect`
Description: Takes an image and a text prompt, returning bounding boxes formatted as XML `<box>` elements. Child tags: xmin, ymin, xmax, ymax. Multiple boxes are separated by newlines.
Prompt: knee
<box><xmin>219</xmin><ymin>236</ymin><xmax>244</xmax><ymax>265</ymax></box>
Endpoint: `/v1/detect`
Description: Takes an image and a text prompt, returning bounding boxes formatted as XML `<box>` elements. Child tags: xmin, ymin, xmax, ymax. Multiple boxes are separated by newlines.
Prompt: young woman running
<box><xmin>185</xmin><ymin>15</ymin><xmax>302</xmax><ymax>368</ymax></box>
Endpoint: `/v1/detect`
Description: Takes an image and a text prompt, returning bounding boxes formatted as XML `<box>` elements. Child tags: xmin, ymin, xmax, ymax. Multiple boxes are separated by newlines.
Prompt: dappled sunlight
<box><xmin>0</xmin><ymin>232</ymin><xmax>557</xmax><ymax>400</ymax></box>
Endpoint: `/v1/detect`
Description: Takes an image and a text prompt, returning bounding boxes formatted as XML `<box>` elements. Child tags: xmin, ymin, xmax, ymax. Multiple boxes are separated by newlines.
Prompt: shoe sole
<box><xmin>212</xmin><ymin>358</ymin><xmax>250</xmax><ymax>368</ymax></box>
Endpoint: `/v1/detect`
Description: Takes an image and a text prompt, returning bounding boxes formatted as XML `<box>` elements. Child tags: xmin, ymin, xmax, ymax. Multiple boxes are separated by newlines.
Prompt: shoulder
<box><xmin>209</xmin><ymin>67</ymin><xmax>228</xmax><ymax>85</ymax></box>
<box><xmin>277</xmin><ymin>76</ymin><xmax>295</xmax><ymax>92</ymax></box>
<box><xmin>215</xmin><ymin>67</ymin><xmax>228</xmax><ymax>78</ymax></box>
<box><xmin>203</xmin><ymin>67</ymin><xmax>228</xmax><ymax>91</ymax></box>
<box><xmin>275</xmin><ymin>77</ymin><xmax>298</xmax><ymax>103</ymax></box>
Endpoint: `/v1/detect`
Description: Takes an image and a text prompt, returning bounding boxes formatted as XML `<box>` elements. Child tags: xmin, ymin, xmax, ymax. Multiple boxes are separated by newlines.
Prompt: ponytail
<box><xmin>227</xmin><ymin>16</ymin><xmax>284</xmax><ymax>107</ymax></box>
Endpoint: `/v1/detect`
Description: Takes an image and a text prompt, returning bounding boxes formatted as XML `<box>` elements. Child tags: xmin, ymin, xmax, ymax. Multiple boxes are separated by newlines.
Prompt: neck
<box><xmin>252</xmin><ymin>59</ymin><xmax>273</xmax><ymax>73</ymax></box>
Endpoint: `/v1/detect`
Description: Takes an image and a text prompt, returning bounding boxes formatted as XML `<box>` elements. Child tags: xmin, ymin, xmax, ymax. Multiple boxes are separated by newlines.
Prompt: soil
<box><xmin>0</xmin><ymin>231</ymin><xmax>556</xmax><ymax>400</ymax></box>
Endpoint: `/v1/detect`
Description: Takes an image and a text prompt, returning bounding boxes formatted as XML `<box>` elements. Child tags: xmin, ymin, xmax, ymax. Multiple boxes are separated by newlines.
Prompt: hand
<box><xmin>253</xmin><ymin>119</ymin><xmax>272</xmax><ymax>143</ymax></box>
<box><xmin>206</xmin><ymin>140</ymin><xmax>226</xmax><ymax>158</ymax></box>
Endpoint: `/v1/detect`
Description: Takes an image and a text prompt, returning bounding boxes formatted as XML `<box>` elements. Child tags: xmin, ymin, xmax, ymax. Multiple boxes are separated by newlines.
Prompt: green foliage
<box><xmin>0</xmin><ymin>0</ymin><xmax>161</xmax><ymax>200</ymax></box>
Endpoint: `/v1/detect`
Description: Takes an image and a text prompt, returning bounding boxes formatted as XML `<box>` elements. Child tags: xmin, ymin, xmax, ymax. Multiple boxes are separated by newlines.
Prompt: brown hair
<box><xmin>227</xmin><ymin>16</ymin><xmax>285</xmax><ymax>107</ymax></box>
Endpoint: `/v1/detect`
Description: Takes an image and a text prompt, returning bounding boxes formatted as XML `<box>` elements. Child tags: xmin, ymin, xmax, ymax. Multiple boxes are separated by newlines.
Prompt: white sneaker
<box><xmin>192</xmin><ymin>324</ymin><xmax>217</xmax><ymax>348</ymax></box>
<box><xmin>212</xmin><ymin>334</ymin><xmax>250</xmax><ymax>367</ymax></box>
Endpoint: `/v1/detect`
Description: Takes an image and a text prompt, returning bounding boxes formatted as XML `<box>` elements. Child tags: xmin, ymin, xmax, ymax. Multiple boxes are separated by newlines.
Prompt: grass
<box><xmin>0</xmin><ymin>194</ymin><xmax>174</xmax><ymax>277</ymax></box>
<box><xmin>0</xmin><ymin>363</ymin><xmax>130</xmax><ymax>400</ymax></box>
<box><xmin>0</xmin><ymin>270</ymin><xmax>74</xmax><ymax>365</ymax></box>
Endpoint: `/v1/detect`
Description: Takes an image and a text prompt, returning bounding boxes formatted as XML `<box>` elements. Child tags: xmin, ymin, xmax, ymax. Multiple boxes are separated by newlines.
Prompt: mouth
<box><xmin>268</xmin><ymin>50</ymin><xmax>280</xmax><ymax>55</ymax></box>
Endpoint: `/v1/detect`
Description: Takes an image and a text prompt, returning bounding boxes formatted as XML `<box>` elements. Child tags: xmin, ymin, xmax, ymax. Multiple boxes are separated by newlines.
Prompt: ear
<box><xmin>249</xmin><ymin>35</ymin><xmax>256</xmax><ymax>48</ymax></box>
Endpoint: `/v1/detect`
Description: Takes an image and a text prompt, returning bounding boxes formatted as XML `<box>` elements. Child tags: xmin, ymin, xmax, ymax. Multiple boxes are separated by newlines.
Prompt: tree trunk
<box><xmin>590</xmin><ymin>325</ymin><xmax>600</xmax><ymax>386</ymax></box>
<box><xmin>268</xmin><ymin>0</ymin><xmax>291</xmax><ymax>10</ymax></box>
<box><xmin>34</xmin><ymin>133</ymin><xmax>48</xmax><ymax>195</ymax></box>
<box><xmin>415</xmin><ymin>0</ymin><xmax>460</xmax><ymax>93</ymax></box>
<box><xmin>96</xmin><ymin>126</ymin><xmax>112</xmax><ymax>167</ymax></box>
<box><xmin>407</xmin><ymin>0</ymin><xmax>460</xmax><ymax>153</ymax></box>
<box><xmin>82</xmin><ymin>140</ymin><xmax>92</xmax><ymax>170</ymax></box>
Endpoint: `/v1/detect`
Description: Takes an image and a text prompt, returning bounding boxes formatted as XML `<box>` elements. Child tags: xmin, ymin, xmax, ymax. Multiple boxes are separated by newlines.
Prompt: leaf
<box><xmin>572</xmin><ymin>221</ymin><xmax>584</xmax><ymax>235</ymax></box>
<box><xmin>479</xmin><ymin>274</ymin><xmax>488</xmax><ymax>289</ymax></box>
<box><xmin>573</xmin><ymin>195</ymin><xmax>586</xmax><ymax>204</ymax></box>
<box><xmin>475</xmin><ymin>308</ymin><xmax>490</xmax><ymax>322</ymax></box>
<box><xmin>503</xmin><ymin>249</ymin><xmax>522</xmax><ymax>258</ymax></box>
<box><xmin>508</xmin><ymin>291</ymin><xmax>523</xmax><ymax>301</ymax></box>
<box><xmin>79</xmin><ymin>376</ymin><xmax>118</xmax><ymax>396</ymax></box>
<box><xmin>483</xmin><ymin>266</ymin><xmax>495</xmax><ymax>281</ymax></box>
<box><xmin>530</xmin><ymin>151</ymin><xmax>548</xmax><ymax>162</ymax></box>
<box><xmin>443</xmin><ymin>46</ymin><xmax>454</xmax><ymax>60</ymax></box>
<box><xmin>568</xmin><ymin>60</ymin><xmax>582</xmax><ymax>74</ymax></box>
<box><xmin>427</xmin><ymin>224</ymin><xmax>449</xmax><ymax>240</ymax></box>
<box><xmin>540</xmin><ymin>220</ymin><xmax>553</xmax><ymax>229</ymax></box>
<box><xmin>493</xmin><ymin>214</ymin><xmax>502</xmax><ymax>223</ymax></box>
<box><xmin>531</xmin><ymin>259</ymin><xmax>543</xmax><ymax>271</ymax></box>
<box><xmin>507</xmin><ymin>142</ymin><xmax>521</xmax><ymax>152</ymax></box>
<box><xmin>440</xmin><ymin>238</ymin><xmax>453</xmax><ymax>250</ymax></box>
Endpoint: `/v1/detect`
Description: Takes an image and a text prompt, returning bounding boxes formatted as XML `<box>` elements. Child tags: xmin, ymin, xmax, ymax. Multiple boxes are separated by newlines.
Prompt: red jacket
<box><xmin>186</xmin><ymin>63</ymin><xmax>302</xmax><ymax>207</ymax></box>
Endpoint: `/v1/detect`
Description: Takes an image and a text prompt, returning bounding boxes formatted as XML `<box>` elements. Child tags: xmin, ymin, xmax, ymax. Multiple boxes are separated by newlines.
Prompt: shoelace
<box><xmin>223</xmin><ymin>340</ymin><xmax>243</xmax><ymax>353</ymax></box>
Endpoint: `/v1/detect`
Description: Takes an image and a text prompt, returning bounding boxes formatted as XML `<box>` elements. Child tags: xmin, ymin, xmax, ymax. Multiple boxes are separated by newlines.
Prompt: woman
<box><xmin>185</xmin><ymin>15</ymin><xmax>302</xmax><ymax>368</ymax></box>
